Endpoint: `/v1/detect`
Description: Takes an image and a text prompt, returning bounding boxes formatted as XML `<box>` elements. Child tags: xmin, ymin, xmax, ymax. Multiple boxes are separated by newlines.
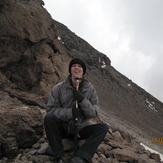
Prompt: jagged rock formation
<box><xmin>1</xmin><ymin>127</ymin><xmax>162</xmax><ymax>163</ymax></box>
<box><xmin>0</xmin><ymin>0</ymin><xmax>163</xmax><ymax>162</ymax></box>
<box><xmin>0</xmin><ymin>91</ymin><xmax>43</xmax><ymax>159</ymax></box>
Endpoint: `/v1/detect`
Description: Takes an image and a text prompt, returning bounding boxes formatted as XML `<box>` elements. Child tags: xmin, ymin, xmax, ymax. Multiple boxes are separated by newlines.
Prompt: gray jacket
<box><xmin>46</xmin><ymin>75</ymin><xmax>99</xmax><ymax>133</ymax></box>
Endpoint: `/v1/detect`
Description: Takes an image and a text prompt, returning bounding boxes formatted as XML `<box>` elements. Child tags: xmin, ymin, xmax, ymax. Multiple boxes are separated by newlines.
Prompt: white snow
<box><xmin>57</xmin><ymin>36</ymin><xmax>61</xmax><ymax>40</ymax></box>
<box><xmin>101</xmin><ymin>64</ymin><xmax>106</xmax><ymax>68</ymax></box>
<box><xmin>57</xmin><ymin>36</ymin><xmax>64</xmax><ymax>44</ymax></box>
<box><xmin>98</xmin><ymin>57</ymin><xmax>106</xmax><ymax>68</ymax></box>
<box><xmin>145</xmin><ymin>98</ymin><xmax>158</xmax><ymax>112</ymax></box>
<box><xmin>140</xmin><ymin>143</ymin><xmax>163</xmax><ymax>161</ymax></box>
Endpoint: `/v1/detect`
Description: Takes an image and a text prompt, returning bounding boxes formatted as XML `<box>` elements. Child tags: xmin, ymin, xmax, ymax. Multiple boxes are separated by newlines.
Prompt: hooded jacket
<box><xmin>46</xmin><ymin>75</ymin><xmax>99</xmax><ymax>133</ymax></box>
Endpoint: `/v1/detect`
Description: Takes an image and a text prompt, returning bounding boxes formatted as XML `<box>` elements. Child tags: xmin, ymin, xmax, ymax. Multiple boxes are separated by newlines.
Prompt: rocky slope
<box><xmin>0</xmin><ymin>0</ymin><xmax>163</xmax><ymax>162</ymax></box>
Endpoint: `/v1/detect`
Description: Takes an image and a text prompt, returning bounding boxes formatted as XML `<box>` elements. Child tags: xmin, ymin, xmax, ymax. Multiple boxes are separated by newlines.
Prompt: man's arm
<box><xmin>79</xmin><ymin>84</ymin><xmax>99</xmax><ymax>118</ymax></box>
<box><xmin>46</xmin><ymin>84</ymin><xmax>73</xmax><ymax>121</ymax></box>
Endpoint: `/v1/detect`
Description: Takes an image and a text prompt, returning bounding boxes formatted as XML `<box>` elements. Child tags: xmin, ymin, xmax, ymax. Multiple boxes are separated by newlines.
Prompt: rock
<box><xmin>112</xmin><ymin>131</ymin><xmax>124</xmax><ymax>141</ymax></box>
<box><xmin>92</xmin><ymin>158</ymin><xmax>98</xmax><ymax>163</ymax></box>
<box><xmin>32</xmin><ymin>155</ymin><xmax>53</xmax><ymax>163</ymax></box>
<box><xmin>149</xmin><ymin>153</ymin><xmax>161</xmax><ymax>162</ymax></box>
<box><xmin>0</xmin><ymin>143</ymin><xmax>2</xmax><ymax>158</ymax></box>
<box><xmin>0</xmin><ymin>0</ymin><xmax>55</xmax><ymax>42</ymax></box>
<box><xmin>37</xmin><ymin>142</ymin><xmax>49</xmax><ymax>155</ymax></box>
<box><xmin>0</xmin><ymin>92</ymin><xmax>43</xmax><ymax>159</ymax></box>
<box><xmin>97</xmin><ymin>143</ymin><xmax>112</xmax><ymax>155</ymax></box>
<box><xmin>32</xmin><ymin>143</ymin><xmax>41</xmax><ymax>149</ymax></box>
<box><xmin>139</xmin><ymin>154</ymin><xmax>159</xmax><ymax>163</ymax></box>
<box><xmin>1</xmin><ymin>129</ymin><xmax>162</xmax><ymax>163</ymax></box>
<box><xmin>2</xmin><ymin>137</ymin><xmax>18</xmax><ymax>159</ymax></box>
<box><xmin>111</xmin><ymin>148</ymin><xmax>139</xmax><ymax>162</ymax></box>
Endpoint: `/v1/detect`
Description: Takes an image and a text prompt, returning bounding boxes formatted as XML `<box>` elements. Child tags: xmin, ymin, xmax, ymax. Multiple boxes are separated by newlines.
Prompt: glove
<box><xmin>73</xmin><ymin>90</ymin><xmax>85</xmax><ymax>102</ymax></box>
<box><xmin>72</xmin><ymin>105</ymin><xmax>82</xmax><ymax>119</ymax></box>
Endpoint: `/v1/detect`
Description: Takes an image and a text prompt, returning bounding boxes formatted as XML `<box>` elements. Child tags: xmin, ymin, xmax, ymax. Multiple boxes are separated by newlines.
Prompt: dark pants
<box><xmin>44</xmin><ymin>112</ymin><xmax>108</xmax><ymax>163</ymax></box>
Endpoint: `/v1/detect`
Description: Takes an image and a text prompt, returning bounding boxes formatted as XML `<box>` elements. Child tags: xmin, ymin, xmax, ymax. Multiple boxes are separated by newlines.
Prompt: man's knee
<box><xmin>99</xmin><ymin>123</ymin><xmax>109</xmax><ymax>133</ymax></box>
<box><xmin>44</xmin><ymin>112</ymin><xmax>57</xmax><ymax>124</ymax></box>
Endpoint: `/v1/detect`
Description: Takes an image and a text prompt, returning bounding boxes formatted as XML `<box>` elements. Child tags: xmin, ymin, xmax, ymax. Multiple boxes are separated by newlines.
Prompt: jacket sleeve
<box><xmin>46</xmin><ymin>84</ymin><xmax>73</xmax><ymax>121</ymax></box>
<box><xmin>79</xmin><ymin>84</ymin><xmax>99</xmax><ymax>118</ymax></box>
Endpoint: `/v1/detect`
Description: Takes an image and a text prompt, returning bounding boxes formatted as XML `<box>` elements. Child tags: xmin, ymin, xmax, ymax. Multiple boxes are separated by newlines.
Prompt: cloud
<box><xmin>44</xmin><ymin>0</ymin><xmax>163</xmax><ymax>102</ymax></box>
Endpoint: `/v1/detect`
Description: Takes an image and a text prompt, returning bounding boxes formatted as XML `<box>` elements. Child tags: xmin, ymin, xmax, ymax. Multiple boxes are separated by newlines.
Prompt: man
<box><xmin>44</xmin><ymin>58</ymin><xmax>108</xmax><ymax>163</ymax></box>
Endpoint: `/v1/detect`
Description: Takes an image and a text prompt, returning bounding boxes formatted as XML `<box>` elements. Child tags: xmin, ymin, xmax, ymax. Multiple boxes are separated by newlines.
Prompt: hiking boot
<box><xmin>71</xmin><ymin>156</ymin><xmax>87</xmax><ymax>163</ymax></box>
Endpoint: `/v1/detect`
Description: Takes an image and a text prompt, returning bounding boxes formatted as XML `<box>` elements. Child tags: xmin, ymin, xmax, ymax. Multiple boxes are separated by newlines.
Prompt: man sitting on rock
<box><xmin>44</xmin><ymin>58</ymin><xmax>108</xmax><ymax>163</ymax></box>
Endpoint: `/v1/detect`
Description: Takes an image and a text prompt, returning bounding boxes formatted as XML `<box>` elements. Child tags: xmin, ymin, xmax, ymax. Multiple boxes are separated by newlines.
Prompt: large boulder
<box><xmin>0</xmin><ymin>91</ymin><xmax>43</xmax><ymax>159</ymax></box>
<box><xmin>0</xmin><ymin>0</ymin><xmax>55</xmax><ymax>42</ymax></box>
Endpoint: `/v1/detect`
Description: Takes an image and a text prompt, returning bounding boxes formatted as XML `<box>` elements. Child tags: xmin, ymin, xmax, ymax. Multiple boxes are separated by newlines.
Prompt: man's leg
<box><xmin>44</xmin><ymin>112</ymin><xmax>66</xmax><ymax>160</ymax></box>
<box><xmin>75</xmin><ymin>123</ymin><xmax>108</xmax><ymax>163</ymax></box>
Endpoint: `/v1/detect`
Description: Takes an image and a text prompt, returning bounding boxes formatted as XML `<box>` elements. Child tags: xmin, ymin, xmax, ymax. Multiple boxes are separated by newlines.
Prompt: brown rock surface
<box><xmin>0</xmin><ymin>91</ymin><xmax>43</xmax><ymax>159</ymax></box>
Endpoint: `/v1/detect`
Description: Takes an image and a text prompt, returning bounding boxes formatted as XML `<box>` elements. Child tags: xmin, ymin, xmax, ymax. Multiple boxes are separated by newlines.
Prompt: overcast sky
<box><xmin>43</xmin><ymin>0</ymin><xmax>163</xmax><ymax>103</ymax></box>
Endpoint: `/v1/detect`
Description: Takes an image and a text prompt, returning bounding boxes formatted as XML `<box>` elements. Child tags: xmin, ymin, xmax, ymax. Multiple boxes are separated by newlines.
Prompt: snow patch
<box><xmin>99</xmin><ymin>57</ymin><xmax>106</xmax><ymax>68</ymax></box>
<box><xmin>145</xmin><ymin>98</ymin><xmax>158</xmax><ymax>112</ymax></box>
<box><xmin>101</xmin><ymin>64</ymin><xmax>106</xmax><ymax>68</ymax></box>
<box><xmin>140</xmin><ymin>143</ymin><xmax>163</xmax><ymax>161</ymax></box>
<box><xmin>57</xmin><ymin>36</ymin><xmax>61</xmax><ymax>40</ymax></box>
<box><xmin>57</xmin><ymin>36</ymin><xmax>64</xmax><ymax>44</ymax></box>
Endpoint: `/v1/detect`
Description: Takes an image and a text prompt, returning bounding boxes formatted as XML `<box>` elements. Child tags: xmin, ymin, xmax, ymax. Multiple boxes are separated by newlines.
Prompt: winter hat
<box><xmin>69</xmin><ymin>58</ymin><xmax>86</xmax><ymax>75</ymax></box>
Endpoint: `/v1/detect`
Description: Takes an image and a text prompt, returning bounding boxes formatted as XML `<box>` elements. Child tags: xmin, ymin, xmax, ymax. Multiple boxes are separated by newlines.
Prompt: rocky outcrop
<box><xmin>1</xmin><ymin>127</ymin><xmax>161</xmax><ymax>163</ymax></box>
<box><xmin>0</xmin><ymin>91</ymin><xmax>43</xmax><ymax>159</ymax></box>
<box><xmin>0</xmin><ymin>0</ymin><xmax>55</xmax><ymax>42</ymax></box>
<box><xmin>0</xmin><ymin>0</ymin><xmax>163</xmax><ymax>162</ymax></box>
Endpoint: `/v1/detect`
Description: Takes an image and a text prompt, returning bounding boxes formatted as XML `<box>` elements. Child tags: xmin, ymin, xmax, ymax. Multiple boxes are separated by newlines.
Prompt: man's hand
<box><xmin>72</xmin><ymin>105</ymin><xmax>82</xmax><ymax>119</ymax></box>
<box><xmin>73</xmin><ymin>90</ymin><xmax>84</xmax><ymax>102</ymax></box>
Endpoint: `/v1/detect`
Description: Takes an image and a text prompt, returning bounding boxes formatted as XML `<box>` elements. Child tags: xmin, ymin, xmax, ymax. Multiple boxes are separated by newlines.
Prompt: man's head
<box><xmin>69</xmin><ymin>58</ymin><xmax>86</xmax><ymax>78</ymax></box>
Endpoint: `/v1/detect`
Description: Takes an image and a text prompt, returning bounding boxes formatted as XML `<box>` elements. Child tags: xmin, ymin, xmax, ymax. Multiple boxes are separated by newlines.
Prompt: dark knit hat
<box><xmin>69</xmin><ymin>58</ymin><xmax>86</xmax><ymax>75</ymax></box>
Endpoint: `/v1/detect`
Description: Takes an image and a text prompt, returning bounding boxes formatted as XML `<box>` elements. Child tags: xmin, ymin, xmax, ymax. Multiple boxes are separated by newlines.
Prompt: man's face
<box><xmin>71</xmin><ymin>64</ymin><xmax>83</xmax><ymax>78</ymax></box>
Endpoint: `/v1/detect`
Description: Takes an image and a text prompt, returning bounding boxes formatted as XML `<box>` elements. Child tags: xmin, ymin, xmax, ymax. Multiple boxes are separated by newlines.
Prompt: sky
<box><xmin>43</xmin><ymin>0</ymin><xmax>163</xmax><ymax>103</ymax></box>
